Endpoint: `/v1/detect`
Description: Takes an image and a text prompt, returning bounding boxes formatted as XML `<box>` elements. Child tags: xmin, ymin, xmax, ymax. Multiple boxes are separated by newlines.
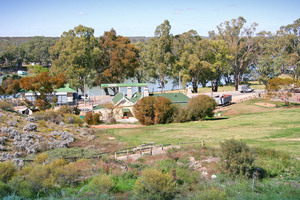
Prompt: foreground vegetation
<box><xmin>0</xmin><ymin>99</ymin><xmax>299</xmax><ymax>199</ymax></box>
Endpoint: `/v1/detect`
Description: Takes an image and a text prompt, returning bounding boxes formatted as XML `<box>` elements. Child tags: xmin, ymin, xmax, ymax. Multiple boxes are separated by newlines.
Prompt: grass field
<box><xmin>97</xmin><ymin>99</ymin><xmax>300</xmax><ymax>158</ymax></box>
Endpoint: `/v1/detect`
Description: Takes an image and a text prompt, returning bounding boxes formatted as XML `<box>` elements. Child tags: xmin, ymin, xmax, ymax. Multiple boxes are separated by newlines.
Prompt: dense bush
<box><xmin>0</xmin><ymin>100</ymin><xmax>14</xmax><ymax>111</ymax></box>
<box><xmin>64</xmin><ymin>114</ymin><xmax>84</xmax><ymax>126</ymax></box>
<box><xmin>185</xmin><ymin>95</ymin><xmax>217</xmax><ymax>121</ymax></box>
<box><xmin>154</xmin><ymin>96</ymin><xmax>175</xmax><ymax>124</ymax></box>
<box><xmin>0</xmin><ymin>161</ymin><xmax>16</xmax><ymax>183</ymax></box>
<box><xmin>33</xmin><ymin>110</ymin><xmax>63</xmax><ymax>124</ymax></box>
<box><xmin>220</xmin><ymin>139</ymin><xmax>254</xmax><ymax>177</ymax></box>
<box><xmin>57</xmin><ymin>105</ymin><xmax>74</xmax><ymax>114</ymax></box>
<box><xmin>88</xmin><ymin>174</ymin><xmax>114</xmax><ymax>195</ymax></box>
<box><xmin>133</xmin><ymin>96</ymin><xmax>175</xmax><ymax>125</ymax></box>
<box><xmin>133</xmin><ymin>96</ymin><xmax>156</xmax><ymax>125</ymax></box>
<box><xmin>84</xmin><ymin>111</ymin><xmax>102</xmax><ymax>125</ymax></box>
<box><xmin>133</xmin><ymin>168</ymin><xmax>177</xmax><ymax>200</ymax></box>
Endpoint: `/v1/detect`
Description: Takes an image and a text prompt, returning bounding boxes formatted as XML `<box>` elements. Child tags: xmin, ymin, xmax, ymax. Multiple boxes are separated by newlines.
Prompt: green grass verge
<box><xmin>95</xmin><ymin>99</ymin><xmax>300</xmax><ymax>157</ymax></box>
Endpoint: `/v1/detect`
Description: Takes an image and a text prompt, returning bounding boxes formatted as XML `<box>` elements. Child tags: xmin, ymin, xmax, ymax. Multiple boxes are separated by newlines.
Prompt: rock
<box><xmin>211</xmin><ymin>174</ymin><xmax>217</xmax><ymax>179</ymax></box>
<box><xmin>1</xmin><ymin>127</ymin><xmax>20</xmax><ymax>139</ymax></box>
<box><xmin>26</xmin><ymin>116</ymin><xmax>36</xmax><ymax>122</ymax></box>
<box><xmin>23</xmin><ymin>123</ymin><xmax>37</xmax><ymax>132</ymax></box>
<box><xmin>0</xmin><ymin>136</ymin><xmax>8</xmax><ymax>144</ymax></box>
<box><xmin>7</xmin><ymin>120</ymin><xmax>17</xmax><ymax>127</ymax></box>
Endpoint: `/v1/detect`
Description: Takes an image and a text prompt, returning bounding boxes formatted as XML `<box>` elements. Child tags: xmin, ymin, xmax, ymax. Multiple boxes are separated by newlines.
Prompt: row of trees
<box><xmin>1</xmin><ymin>17</ymin><xmax>299</xmax><ymax>94</ymax></box>
<box><xmin>48</xmin><ymin>17</ymin><xmax>299</xmax><ymax>94</ymax></box>
<box><xmin>0</xmin><ymin>37</ymin><xmax>57</xmax><ymax>67</ymax></box>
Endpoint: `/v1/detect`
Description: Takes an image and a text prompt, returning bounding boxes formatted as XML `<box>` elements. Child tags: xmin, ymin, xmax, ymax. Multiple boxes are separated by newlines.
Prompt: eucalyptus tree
<box><xmin>21</xmin><ymin>36</ymin><xmax>57</xmax><ymax>65</ymax></box>
<box><xmin>135</xmin><ymin>41</ymin><xmax>151</xmax><ymax>91</ymax></box>
<box><xmin>50</xmin><ymin>25</ymin><xmax>98</xmax><ymax>96</ymax></box>
<box><xmin>216</xmin><ymin>17</ymin><xmax>261</xmax><ymax>90</ymax></box>
<box><xmin>173</xmin><ymin>30</ymin><xmax>201</xmax><ymax>89</ymax></box>
<box><xmin>278</xmin><ymin>18</ymin><xmax>300</xmax><ymax>85</ymax></box>
<box><xmin>148</xmin><ymin>20</ymin><xmax>174</xmax><ymax>92</ymax></box>
<box><xmin>209</xmin><ymin>39</ymin><xmax>232</xmax><ymax>91</ymax></box>
<box><xmin>177</xmin><ymin>38</ymin><xmax>214</xmax><ymax>93</ymax></box>
<box><xmin>95</xmin><ymin>29</ymin><xmax>139</xmax><ymax>95</ymax></box>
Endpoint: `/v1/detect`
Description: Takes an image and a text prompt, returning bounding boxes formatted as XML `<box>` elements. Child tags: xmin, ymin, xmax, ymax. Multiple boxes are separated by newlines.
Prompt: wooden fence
<box><xmin>0</xmin><ymin>140</ymin><xmax>205</xmax><ymax>164</ymax></box>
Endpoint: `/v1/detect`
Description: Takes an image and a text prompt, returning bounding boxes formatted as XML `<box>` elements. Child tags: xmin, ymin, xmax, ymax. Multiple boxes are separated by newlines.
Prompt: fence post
<box><xmin>114</xmin><ymin>152</ymin><xmax>117</xmax><ymax>159</ymax></box>
<box><xmin>127</xmin><ymin>150</ymin><xmax>129</xmax><ymax>159</ymax></box>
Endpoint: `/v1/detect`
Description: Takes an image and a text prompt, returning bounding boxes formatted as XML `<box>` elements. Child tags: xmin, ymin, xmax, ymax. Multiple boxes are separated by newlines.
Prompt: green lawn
<box><xmin>97</xmin><ymin>99</ymin><xmax>300</xmax><ymax>157</ymax></box>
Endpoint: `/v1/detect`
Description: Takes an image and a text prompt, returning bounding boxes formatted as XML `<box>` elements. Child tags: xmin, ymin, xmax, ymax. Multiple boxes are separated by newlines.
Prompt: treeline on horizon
<box><xmin>0</xmin><ymin>16</ymin><xmax>299</xmax><ymax>95</ymax></box>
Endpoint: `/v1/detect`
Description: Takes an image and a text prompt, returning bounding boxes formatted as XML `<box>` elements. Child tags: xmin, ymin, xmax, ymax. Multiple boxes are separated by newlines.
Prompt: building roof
<box><xmin>130</xmin><ymin>92</ymin><xmax>142</xmax><ymax>103</ymax></box>
<box><xmin>112</xmin><ymin>92</ymin><xmax>124</xmax><ymax>104</ymax></box>
<box><xmin>152</xmin><ymin>93</ymin><xmax>190</xmax><ymax>103</ymax></box>
<box><xmin>25</xmin><ymin>83</ymin><xmax>76</xmax><ymax>94</ymax></box>
<box><xmin>101</xmin><ymin>83</ymin><xmax>147</xmax><ymax>88</ymax></box>
<box><xmin>93</xmin><ymin>104</ymin><xmax>111</xmax><ymax>110</ymax></box>
<box><xmin>55</xmin><ymin>83</ymin><xmax>76</xmax><ymax>93</ymax></box>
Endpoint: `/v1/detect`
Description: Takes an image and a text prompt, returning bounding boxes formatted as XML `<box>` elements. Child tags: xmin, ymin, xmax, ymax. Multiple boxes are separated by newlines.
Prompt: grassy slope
<box><xmin>98</xmin><ymin>99</ymin><xmax>300</xmax><ymax>157</ymax></box>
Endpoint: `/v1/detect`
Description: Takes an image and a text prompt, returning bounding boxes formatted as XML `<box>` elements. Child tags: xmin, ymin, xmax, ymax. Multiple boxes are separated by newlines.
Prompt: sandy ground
<box><xmin>90</xmin><ymin>124</ymin><xmax>144</xmax><ymax>129</ymax></box>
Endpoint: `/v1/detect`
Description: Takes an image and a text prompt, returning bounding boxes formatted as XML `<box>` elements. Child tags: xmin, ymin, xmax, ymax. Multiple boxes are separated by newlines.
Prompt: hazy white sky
<box><xmin>1</xmin><ymin>0</ymin><xmax>299</xmax><ymax>37</ymax></box>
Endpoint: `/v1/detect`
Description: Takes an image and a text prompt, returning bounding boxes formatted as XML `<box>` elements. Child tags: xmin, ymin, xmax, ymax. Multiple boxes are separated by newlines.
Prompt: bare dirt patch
<box><xmin>90</xmin><ymin>124</ymin><xmax>144</xmax><ymax>129</ymax></box>
<box><xmin>255</xmin><ymin>102</ymin><xmax>277</xmax><ymax>107</ymax></box>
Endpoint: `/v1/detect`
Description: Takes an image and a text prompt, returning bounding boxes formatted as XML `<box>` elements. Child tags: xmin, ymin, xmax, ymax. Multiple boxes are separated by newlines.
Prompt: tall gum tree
<box><xmin>95</xmin><ymin>29</ymin><xmax>139</xmax><ymax>95</ymax></box>
<box><xmin>50</xmin><ymin>25</ymin><xmax>98</xmax><ymax>96</ymax></box>
<box><xmin>216</xmin><ymin>17</ymin><xmax>261</xmax><ymax>91</ymax></box>
<box><xmin>148</xmin><ymin>20</ymin><xmax>173</xmax><ymax>93</ymax></box>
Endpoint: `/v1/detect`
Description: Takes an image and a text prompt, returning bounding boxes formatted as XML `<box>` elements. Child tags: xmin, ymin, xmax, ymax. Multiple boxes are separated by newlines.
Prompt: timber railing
<box><xmin>1</xmin><ymin>140</ymin><xmax>205</xmax><ymax>164</ymax></box>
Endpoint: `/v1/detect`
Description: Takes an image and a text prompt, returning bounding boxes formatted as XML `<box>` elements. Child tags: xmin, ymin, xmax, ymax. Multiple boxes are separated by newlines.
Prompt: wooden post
<box><xmin>115</xmin><ymin>152</ymin><xmax>117</xmax><ymax>159</ymax></box>
<box><xmin>127</xmin><ymin>150</ymin><xmax>129</xmax><ymax>159</ymax></box>
<box><xmin>150</xmin><ymin>147</ymin><xmax>152</xmax><ymax>155</ymax></box>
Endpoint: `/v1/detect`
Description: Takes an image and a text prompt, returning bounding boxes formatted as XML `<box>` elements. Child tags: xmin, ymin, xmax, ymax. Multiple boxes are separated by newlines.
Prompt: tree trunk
<box><xmin>104</xmin><ymin>88</ymin><xmax>109</xmax><ymax>95</ymax></box>
<box><xmin>161</xmin><ymin>80</ymin><xmax>165</xmax><ymax>93</ymax></box>
<box><xmin>213</xmin><ymin>77</ymin><xmax>220</xmax><ymax>92</ymax></box>
<box><xmin>234</xmin><ymin>73</ymin><xmax>239</xmax><ymax>91</ymax></box>
<box><xmin>192</xmin><ymin>78</ymin><xmax>198</xmax><ymax>93</ymax></box>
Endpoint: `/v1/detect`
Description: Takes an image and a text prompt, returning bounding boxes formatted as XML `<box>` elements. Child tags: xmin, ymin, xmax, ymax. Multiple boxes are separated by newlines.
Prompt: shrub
<box><xmin>8</xmin><ymin>176</ymin><xmax>34</xmax><ymax>198</ymax></box>
<box><xmin>57</xmin><ymin>105</ymin><xmax>74</xmax><ymax>114</ymax></box>
<box><xmin>0</xmin><ymin>161</ymin><xmax>17</xmax><ymax>183</ymax></box>
<box><xmin>64</xmin><ymin>114</ymin><xmax>84</xmax><ymax>126</ymax></box>
<box><xmin>154</xmin><ymin>96</ymin><xmax>175</xmax><ymax>124</ymax></box>
<box><xmin>133</xmin><ymin>168</ymin><xmax>177</xmax><ymax>200</ymax></box>
<box><xmin>133</xmin><ymin>96</ymin><xmax>156</xmax><ymax>125</ymax></box>
<box><xmin>172</xmin><ymin>105</ymin><xmax>190</xmax><ymax>123</ymax></box>
<box><xmin>0</xmin><ymin>181</ymin><xmax>11</xmax><ymax>198</ymax></box>
<box><xmin>0</xmin><ymin>100</ymin><xmax>14</xmax><ymax>111</ymax></box>
<box><xmin>88</xmin><ymin>174</ymin><xmax>114</xmax><ymax>195</ymax></box>
<box><xmin>186</xmin><ymin>95</ymin><xmax>217</xmax><ymax>121</ymax></box>
<box><xmin>189</xmin><ymin>187</ymin><xmax>227</xmax><ymax>200</ymax></box>
<box><xmin>34</xmin><ymin>153</ymin><xmax>48</xmax><ymax>164</ymax></box>
<box><xmin>84</xmin><ymin>111</ymin><xmax>101</xmax><ymax>125</ymax></box>
<box><xmin>220</xmin><ymin>139</ymin><xmax>254</xmax><ymax>177</ymax></box>
<box><xmin>133</xmin><ymin>96</ymin><xmax>175</xmax><ymax>125</ymax></box>
<box><xmin>54</xmin><ymin>163</ymin><xmax>79</xmax><ymax>187</ymax></box>
<box><xmin>33</xmin><ymin>110</ymin><xmax>63</xmax><ymax>124</ymax></box>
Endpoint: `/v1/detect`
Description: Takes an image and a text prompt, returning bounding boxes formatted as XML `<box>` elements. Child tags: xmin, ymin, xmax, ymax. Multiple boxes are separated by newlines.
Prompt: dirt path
<box><xmin>90</xmin><ymin>124</ymin><xmax>144</xmax><ymax>129</ymax></box>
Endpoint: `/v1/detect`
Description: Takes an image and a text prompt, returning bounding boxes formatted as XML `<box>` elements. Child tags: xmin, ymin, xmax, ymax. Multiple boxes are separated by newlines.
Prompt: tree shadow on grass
<box><xmin>206</xmin><ymin>117</ymin><xmax>228</xmax><ymax>121</ymax></box>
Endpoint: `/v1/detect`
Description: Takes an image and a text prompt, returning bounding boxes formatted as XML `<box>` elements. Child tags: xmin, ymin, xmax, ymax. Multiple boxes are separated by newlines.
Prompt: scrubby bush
<box><xmin>133</xmin><ymin>96</ymin><xmax>156</xmax><ymax>125</ymax></box>
<box><xmin>84</xmin><ymin>111</ymin><xmax>102</xmax><ymax>125</ymax></box>
<box><xmin>154</xmin><ymin>96</ymin><xmax>175</xmax><ymax>124</ymax></box>
<box><xmin>133</xmin><ymin>96</ymin><xmax>175</xmax><ymax>125</ymax></box>
<box><xmin>220</xmin><ymin>139</ymin><xmax>254</xmax><ymax>177</ymax></box>
<box><xmin>172</xmin><ymin>105</ymin><xmax>190</xmax><ymax>123</ymax></box>
<box><xmin>33</xmin><ymin>110</ymin><xmax>63</xmax><ymax>124</ymax></box>
<box><xmin>88</xmin><ymin>174</ymin><xmax>114</xmax><ymax>195</ymax></box>
<box><xmin>57</xmin><ymin>105</ymin><xmax>74</xmax><ymax>114</ymax></box>
<box><xmin>133</xmin><ymin>168</ymin><xmax>177</xmax><ymax>200</ymax></box>
<box><xmin>0</xmin><ymin>161</ymin><xmax>17</xmax><ymax>183</ymax></box>
<box><xmin>0</xmin><ymin>100</ymin><xmax>14</xmax><ymax>111</ymax></box>
<box><xmin>185</xmin><ymin>95</ymin><xmax>217</xmax><ymax>121</ymax></box>
<box><xmin>64</xmin><ymin>114</ymin><xmax>84</xmax><ymax>126</ymax></box>
<box><xmin>0</xmin><ymin>181</ymin><xmax>11</xmax><ymax>198</ymax></box>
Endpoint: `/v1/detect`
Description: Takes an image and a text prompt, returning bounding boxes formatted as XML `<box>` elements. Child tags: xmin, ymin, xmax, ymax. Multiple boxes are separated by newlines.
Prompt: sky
<box><xmin>0</xmin><ymin>0</ymin><xmax>299</xmax><ymax>37</ymax></box>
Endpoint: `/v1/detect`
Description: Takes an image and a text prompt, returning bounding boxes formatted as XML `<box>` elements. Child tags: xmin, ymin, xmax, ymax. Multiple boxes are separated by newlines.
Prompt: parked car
<box><xmin>238</xmin><ymin>85</ymin><xmax>254</xmax><ymax>93</ymax></box>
